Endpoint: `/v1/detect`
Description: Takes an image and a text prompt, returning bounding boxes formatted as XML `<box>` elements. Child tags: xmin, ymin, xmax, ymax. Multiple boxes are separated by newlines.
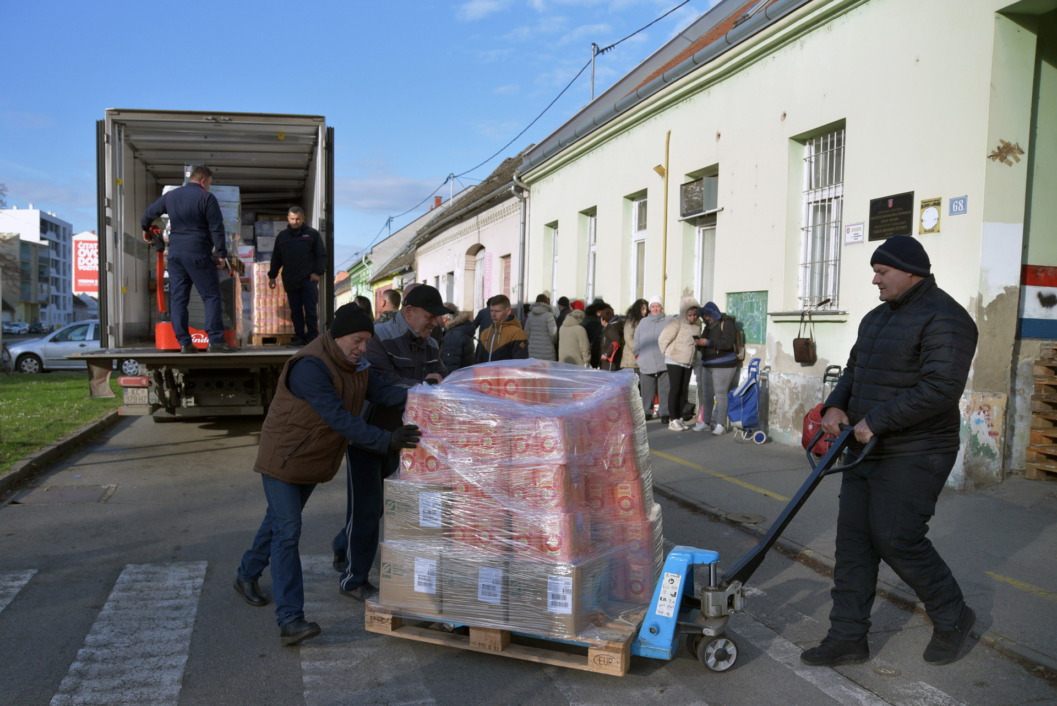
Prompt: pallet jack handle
<box><xmin>719</xmin><ymin>425</ymin><xmax>876</xmax><ymax>588</ymax></box>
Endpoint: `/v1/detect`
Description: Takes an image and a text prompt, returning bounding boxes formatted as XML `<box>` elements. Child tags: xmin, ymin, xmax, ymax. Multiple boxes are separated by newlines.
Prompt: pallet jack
<box><xmin>631</xmin><ymin>425</ymin><xmax>876</xmax><ymax>671</ymax></box>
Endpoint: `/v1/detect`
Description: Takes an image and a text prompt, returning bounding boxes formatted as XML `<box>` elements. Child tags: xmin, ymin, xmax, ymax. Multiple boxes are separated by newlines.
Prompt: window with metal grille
<box><xmin>799</xmin><ymin>127</ymin><xmax>844</xmax><ymax>310</ymax></box>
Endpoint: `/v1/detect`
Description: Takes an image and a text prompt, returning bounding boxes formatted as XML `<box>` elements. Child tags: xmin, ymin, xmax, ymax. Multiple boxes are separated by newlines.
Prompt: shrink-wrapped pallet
<box><xmin>251</xmin><ymin>263</ymin><xmax>293</xmax><ymax>335</ymax></box>
<box><xmin>380</xmin><ymin>360</ymin><xmax>664</xmax><ymax>639</ymax></box>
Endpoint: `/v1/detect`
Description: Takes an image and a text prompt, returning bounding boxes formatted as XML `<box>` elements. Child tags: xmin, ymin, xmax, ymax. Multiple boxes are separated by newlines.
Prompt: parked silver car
<box><xmin>2</xmin><ymin>321</ymin><xmax>29</xmax><ymax>335</ymax></box>
<box><xmin>4</xmin><ymin>320</ymin><xmax>138</xmax><ymax>375</ymax></box>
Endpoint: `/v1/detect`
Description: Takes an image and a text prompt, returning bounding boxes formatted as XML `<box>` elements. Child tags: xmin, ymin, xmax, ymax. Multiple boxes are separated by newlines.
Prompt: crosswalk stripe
<box><xmin>298</xmin><ymin>554</ymin><xmax>436</xmax><ymax>706</ymax></box>
<box><xmin>0</xmin><ymin>569</ymin><xmax>36</xmax><ymax>614</ymax></box>
<box><xmin>50</xmin><ymin>562</ymin><xmax>207</xmax><ymax>706</ymax></box>
<box><xmin>731</xmin><ymin>613</ymin><xmax>891</xmax><ymax>706</ymax></box>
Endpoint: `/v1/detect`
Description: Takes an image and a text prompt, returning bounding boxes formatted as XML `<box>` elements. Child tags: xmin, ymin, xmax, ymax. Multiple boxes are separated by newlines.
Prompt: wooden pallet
<box><xmin>251</xmin><ymin>333</ymin><xmax>295</xmax><ymax>346</ymax></box>
<box><xmin>365</xmin><ymin>603</ymin><xmax>640</xmax><ymax>676</ymax></box>
<box><xmin>1026</xmin><ymin>460</ymin><xmax>1057</xmax><ymax>481</ymax></box>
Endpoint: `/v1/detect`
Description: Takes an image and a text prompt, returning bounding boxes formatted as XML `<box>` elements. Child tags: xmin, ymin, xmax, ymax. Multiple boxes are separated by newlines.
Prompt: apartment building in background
<box><xmin>0</xmin><ymin>204</ymin><xmax>74</xmax><ymax>328</ymax></box>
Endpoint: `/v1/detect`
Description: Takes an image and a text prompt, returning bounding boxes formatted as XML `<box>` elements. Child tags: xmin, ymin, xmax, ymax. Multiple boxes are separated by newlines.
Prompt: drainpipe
<box><xmin>661</xmin><ymin>130</ymin><xmax>670</xmax><ymax>308</ymax></box>
<box><xmin>512</xmin><ymin>173</ymin><xmax>530</xmax><ymax>318</ymax></box>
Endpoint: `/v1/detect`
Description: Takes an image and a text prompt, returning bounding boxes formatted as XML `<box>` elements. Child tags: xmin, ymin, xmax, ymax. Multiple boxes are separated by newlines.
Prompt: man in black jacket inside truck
<box><xmin>801</xmin><ymin>235</ymin><xmax>979</xmax><ymax>669</ymax></box>
<box><xmin>269</xmin><ymin>206</ymin><xmax>327</xmax><ymax>346</ymax></box>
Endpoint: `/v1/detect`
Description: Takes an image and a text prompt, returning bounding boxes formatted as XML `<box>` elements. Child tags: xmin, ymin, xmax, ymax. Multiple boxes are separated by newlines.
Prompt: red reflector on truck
<box><xmin>118</xmin><ymin>376</ymin><xmax>149</xmax><ymax>388</ymax></box>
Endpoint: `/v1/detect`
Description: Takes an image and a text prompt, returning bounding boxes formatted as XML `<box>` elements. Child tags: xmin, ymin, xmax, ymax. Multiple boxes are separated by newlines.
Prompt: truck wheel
<box><xmin>119</xmin><ymin>358</ymin><xmax>140</xmax><ymax>376</ymax></box>
<box><xmin>697</xmin><ymin>635</ymin><xmax>738</xmax><ymax>672</ymax></box>
<box><xmin>16</xmin><ymin>354</ymin><xmax>43</xmax><ymax>374</ymax></box>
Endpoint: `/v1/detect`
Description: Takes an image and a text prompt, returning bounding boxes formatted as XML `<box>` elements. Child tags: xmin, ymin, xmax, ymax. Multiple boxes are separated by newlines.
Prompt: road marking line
<box><xmin>0</xmin><ymin>569</ymin><xmax>36</xmax><ymax>614</ymax></box>
<box><xmin>298</xmin><ymin>554</ymin><xmax>436</xmax><ymax>706</ymax></box>
<box><xmin>985</xmin><ymin>571</ymin><xmax>1057</xmax><ymax>604</ymax></box>
<box><xmin>652</xmin><ymin>450</ymin><xmax>790</xmax><ymax>501</ymax></box>
<box><xmin>732</xmin><ymin>613</ymin><xmax>891</xmax><ymax>706</ymax></box>
<box><xmin>50</xmin><ymin>561</ymin><xmax>206</xmax><ymax>706</ymax></box>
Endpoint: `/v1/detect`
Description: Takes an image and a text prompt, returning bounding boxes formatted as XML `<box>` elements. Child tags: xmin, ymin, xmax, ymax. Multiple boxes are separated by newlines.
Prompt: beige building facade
<box><xmin>518</xmin><ymin>0</ymin><xmax>1057</xmax><ymax>488</ymax></box>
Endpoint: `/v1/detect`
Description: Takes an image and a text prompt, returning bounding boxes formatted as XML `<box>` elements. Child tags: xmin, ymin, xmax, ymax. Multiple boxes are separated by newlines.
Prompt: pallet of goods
<box><xmin>365</xmin><ymin>360</ymin><xmax>664</xmax><ymax>676</ymax></box>
<box><xmin>1027</xmin><ymin>343</ymin><xmax>1057</xmax><ymax>480</ymax></box>
<box><xmin>250</xmin><ymin>263</ymin><xmax>293</xmax><ymax>343</ymax></box>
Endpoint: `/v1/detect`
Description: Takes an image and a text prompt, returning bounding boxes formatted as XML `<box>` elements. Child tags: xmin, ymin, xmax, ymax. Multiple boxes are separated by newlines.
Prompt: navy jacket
<box><xmin>268</xmin><ymin>225</ymin><xmax>326</xmax><ymax>290</ymax></box>
<box><xmin>825</xmin><ymin>275</ymin><xmax>977</xmax><ymax>459</ymax></box>
<box><xmin>141</xmin><ymin>182</ymin><xmax>227</xmax><ymax>257</ymax></box>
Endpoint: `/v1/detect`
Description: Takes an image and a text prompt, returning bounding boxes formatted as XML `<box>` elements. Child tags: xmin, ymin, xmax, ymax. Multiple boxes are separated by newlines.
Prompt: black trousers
<box><xmin>286</xmin><ymin>280</ymin><xmax>319</xmax><ymax>341</ymax></box>
<box><xmin>666</xmin><ymin>364</ymin><xmax>692</xmax><ymax>421</ymax></box>
<box><xmin>829</xmin><ymin>451</ymin><xmax>965</xmax><ymax>641</ymax></box>
<box><xmin>332</xmin><ymin>446</ymin><xmax>395</xmax><ymax>590</ymax></box>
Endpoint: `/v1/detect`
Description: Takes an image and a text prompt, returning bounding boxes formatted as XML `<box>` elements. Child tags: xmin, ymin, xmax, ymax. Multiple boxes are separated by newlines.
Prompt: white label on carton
<box><xmin>414</xmin><ymin>557</ymin><xmax>437</xmax><ymax>594</ymax></box>
<box><xmin>655</xmin><ymin>571</ymin><xmax>682</xmax><ymax>619</ymax></box>
<box><xmin>547</xmin><ymin>575</ymin><xmax>573</xmax><ymax>615</ymax></box>
<box><xmin>478</xmin><ymin>566</ymin><xmax>504</xmax><ymax>605</ymax></box>
<box><xmin>419</xmin><ymin>492</ymin><xmax>443</xmax><ymax>528</ymax></box>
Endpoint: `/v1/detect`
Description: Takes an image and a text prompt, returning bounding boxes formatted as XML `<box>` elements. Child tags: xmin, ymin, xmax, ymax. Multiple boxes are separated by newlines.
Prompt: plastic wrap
<box><xmin>251</xmin><ymin>263</ymin><xmax>293</xmax><ymax>335</ymax></box>
<box><xmin>379</xmin><ymin>359</ymin><xmax>664</xmax><ymax>640</ymax></box>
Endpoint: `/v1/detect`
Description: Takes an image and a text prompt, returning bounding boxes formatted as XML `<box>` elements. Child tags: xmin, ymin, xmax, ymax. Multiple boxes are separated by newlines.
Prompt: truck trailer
<box><xmin>83</xmin><ymin>109</ymin><xmax>335</xmax><ymax>418</ymax></box>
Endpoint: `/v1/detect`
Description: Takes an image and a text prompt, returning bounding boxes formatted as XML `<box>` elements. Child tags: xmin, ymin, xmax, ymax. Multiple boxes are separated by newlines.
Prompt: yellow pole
<box><xmin>661</xmin><ymin>130</ymin><xmax>670</xmax><ymax>308</ymax></box>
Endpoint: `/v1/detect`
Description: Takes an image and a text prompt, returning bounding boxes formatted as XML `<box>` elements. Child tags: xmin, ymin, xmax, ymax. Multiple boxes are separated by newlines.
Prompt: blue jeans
<box><xmin>238</xmin><ymin>474</ymin><xmax>316</xmax><ymax>628</ymax></box>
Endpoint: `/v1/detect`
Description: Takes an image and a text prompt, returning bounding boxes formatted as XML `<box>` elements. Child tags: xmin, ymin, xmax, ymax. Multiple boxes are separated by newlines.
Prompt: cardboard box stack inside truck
<box><xmin>378</xmin><ymin>360</ymin><xmax>664</xmax><ymax>640</ymax></box>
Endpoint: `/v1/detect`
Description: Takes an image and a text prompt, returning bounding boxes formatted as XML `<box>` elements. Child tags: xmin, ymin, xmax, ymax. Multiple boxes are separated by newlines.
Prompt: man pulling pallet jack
<box><xmin>140</xmin><ymin>165</ymin><xmax>238</xmax><ymax>354</ymax></box>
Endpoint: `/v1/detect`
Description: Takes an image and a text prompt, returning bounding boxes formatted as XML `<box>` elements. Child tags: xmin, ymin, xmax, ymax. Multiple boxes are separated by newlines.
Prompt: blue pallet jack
<box><xmin>631</xmin><ymin>426</ymin><xmax>876</xmax><ymax>671</ymax></box>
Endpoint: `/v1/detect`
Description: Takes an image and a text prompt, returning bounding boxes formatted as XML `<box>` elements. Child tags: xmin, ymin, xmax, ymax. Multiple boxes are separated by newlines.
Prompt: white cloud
<box><xmin>493</xmin><ymin>84</ymin><xmax>521</xmax><ymax>96</ymax></box>
<box><xmin>457</xmin><ymin>0</ymin><xmax>509</xmax><ymax>21</ymax></box>
<box><xmin>335</xmin><ymin>174</ymin><xmax>445</xmax><ymax>215</ymax></box>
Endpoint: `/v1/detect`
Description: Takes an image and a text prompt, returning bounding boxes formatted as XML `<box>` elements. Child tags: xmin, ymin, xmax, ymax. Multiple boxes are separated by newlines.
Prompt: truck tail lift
<box><xmin>632</xmin><ymin>425</ymin><xmax>876</xmax><ymax>671</ymax></box>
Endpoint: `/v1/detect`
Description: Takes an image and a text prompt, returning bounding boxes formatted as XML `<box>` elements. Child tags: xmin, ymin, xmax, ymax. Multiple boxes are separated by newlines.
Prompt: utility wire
<box><xmin>346</xmin><ymin>0</ymin><xmax>694</xmax><ymax>270</ymax></box>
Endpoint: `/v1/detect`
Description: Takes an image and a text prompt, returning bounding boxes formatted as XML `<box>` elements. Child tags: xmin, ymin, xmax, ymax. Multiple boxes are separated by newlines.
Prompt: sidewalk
<box><xmin>645</xmin><ymin>421</ymin><xmax>1057</xmax><ymax>677</ymax></box>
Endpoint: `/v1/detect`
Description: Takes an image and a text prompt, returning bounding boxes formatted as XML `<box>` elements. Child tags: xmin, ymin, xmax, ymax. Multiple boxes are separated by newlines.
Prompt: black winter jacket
<box><xmin>441</xmin><ymin>316</ymin><xmax>476</xmax><ymax>373</ymax></box>
<box><xmin>824</xmin><ymin>275</ymin><xmax>977</xmax><ymax>458</ymax></box>
<box><xmin>268</xmin><ymin>225</ymin><xmax>326</xmax><ymax>290</ymax></box>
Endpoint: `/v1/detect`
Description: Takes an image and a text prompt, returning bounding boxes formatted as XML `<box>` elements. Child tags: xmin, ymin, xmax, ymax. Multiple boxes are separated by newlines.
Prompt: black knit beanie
<box><xmin>329</xmin><ymin>304</ymin><xmax>374</xmax><ymax>338</ymax></box>
<box><xmin>870</xmin><ymin>235</ymin><xmax>931</xmax><ymax>277</ymax></box>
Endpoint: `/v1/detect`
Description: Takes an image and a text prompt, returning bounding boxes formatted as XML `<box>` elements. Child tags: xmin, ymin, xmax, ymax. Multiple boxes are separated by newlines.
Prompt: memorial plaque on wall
<box><xmin>868</xmin><ymin>191</ymin><xmax>915</xmax><ymax>241</ymax></box>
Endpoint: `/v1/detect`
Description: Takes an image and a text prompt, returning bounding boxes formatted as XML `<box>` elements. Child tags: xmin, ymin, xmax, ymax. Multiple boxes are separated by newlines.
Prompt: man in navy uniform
<box><xmin>140</xmin><ymin>165</ymin><xmax>237</xmax><ymax>353</ymax></box>
<box><xmin>268</xmin><ymin>206</ymin><xmax>327</xmax><ymax>346</ymax></box>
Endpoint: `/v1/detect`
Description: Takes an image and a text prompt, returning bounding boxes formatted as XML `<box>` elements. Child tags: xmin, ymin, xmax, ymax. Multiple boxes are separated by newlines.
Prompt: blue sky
<box><xmin>1</xmin><ymin>0</ymin><xmax>714</xmax><ymax>270</ymax></box>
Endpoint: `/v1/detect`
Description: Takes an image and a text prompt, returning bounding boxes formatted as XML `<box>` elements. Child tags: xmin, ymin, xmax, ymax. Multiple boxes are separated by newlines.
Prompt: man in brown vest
<box><xmin>235</xmin><ymin>305</ymin><xmax>421</xmax><ymax>646</ymax></box>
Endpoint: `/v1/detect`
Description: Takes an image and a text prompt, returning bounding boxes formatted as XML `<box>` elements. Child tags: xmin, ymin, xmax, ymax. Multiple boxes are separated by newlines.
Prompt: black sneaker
<box><xmin>332</xmin><ymin>554</ymin><xmax>345</xmax><ymax>573</ymax></box>
<box><xmin>923</xmin><ymin>606</ymin><xmax>976</xmax><ymax>665</ymax></box>
<box><xmin>279</xmin><ymin>618</ymin><xmax>321</xmax><ymax>647</ymax></box>
<box><xmin>207</xmin><ymin>341</ymin><xmax>238</xmax><ymax>353</ymax></box>
<box><xmin>800</xmin><ymin>636</ymin><xmax>869</xmax><ymax>666</ymax></box>
<box><xmin>340</xmin><ymin>581</ymin><xmax>378</xmax><ymax>601</ymax></box>
<box><xmin>180</xmin><ymin>344</ymin><xmax>198</xmax><ymax>354</ymax></box>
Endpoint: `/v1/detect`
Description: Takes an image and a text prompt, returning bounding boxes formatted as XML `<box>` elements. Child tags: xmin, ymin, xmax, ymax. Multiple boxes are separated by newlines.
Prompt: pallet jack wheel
<box><xmin>752</xmin><ymin>430</ymin><xmax>767</xmax><ymax>445</ymax></box>
<box><xmin>696</xmin><ymin>635</ymin><xmax>738</xmax><ymax>672</ymax></box>
<box><xmin>686</xmin><ymin>633</ymin><xmax>703</xmax><ymax>659</ymax></box>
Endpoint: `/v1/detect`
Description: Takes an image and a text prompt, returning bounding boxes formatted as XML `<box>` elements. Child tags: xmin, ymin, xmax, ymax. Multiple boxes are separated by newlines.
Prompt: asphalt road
<box><xmin>0</xmin><ymin>416</ymin><xmax>1052</xmax><ymax>705</ymax></box>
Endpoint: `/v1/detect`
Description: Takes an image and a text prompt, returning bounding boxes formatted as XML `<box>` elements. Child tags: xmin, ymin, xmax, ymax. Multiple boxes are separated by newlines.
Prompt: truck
<box><xmin>82</xmin><ymin>109</ymin><xmax>335</xmax><ymax>418</ymax></box>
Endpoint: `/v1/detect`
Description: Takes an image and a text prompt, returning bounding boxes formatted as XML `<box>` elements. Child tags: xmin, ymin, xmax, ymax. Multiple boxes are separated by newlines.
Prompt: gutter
<box><xmin>511</xmin><ymin>173</ymin><xmax>530</xmax><ymax>317</ymax></box>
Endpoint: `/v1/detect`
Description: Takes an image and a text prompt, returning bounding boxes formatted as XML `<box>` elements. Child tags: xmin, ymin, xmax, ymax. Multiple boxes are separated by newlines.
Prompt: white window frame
<box><xmin>585</xmin><ymin>213</ymin><xmax>597</xmax><ymax>303</ymax></box>
<box><xmin>630</xmin><ymin>198</ymin><xmax>647</xmax><ymax>302</ymax></box>
<box><xmin>693</xmin><ymin>214</ymin><xmax>717</xmax><ymax>306</ymax></box>
<box><xmin>798</xmin><ymin>127</ymin><xmax>845</xmax><ymax>310</ymax></box>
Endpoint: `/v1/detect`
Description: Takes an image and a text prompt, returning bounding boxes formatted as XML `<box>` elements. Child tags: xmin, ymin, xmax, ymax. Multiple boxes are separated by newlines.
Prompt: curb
<box><xmin>653</xmin><ymin>481</ymin><xmax>1057</xmax><ymax>681</ymax></box>
<box><xmin>0</xmin><ymin>409</ymin><xmax>122</xmax><ymax>497</ymax></box>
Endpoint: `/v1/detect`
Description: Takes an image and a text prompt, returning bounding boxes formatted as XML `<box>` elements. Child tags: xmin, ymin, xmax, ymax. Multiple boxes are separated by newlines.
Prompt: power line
<box><xmin>344</xmin><ymin>0</ymin><xmax>695</xmax><ymax>271</ymax></box>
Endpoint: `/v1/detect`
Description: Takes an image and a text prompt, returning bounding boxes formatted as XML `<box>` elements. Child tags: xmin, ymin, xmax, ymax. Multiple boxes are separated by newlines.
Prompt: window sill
<box><xmin>769</xmin><ymin>311</ymin><xmax>849</xmax><ymax>323</ymax></box>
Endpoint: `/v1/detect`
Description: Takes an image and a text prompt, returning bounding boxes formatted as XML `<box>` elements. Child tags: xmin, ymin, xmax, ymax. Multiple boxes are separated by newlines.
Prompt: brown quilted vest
<box><xmin>254</xmin><ymin>333</ymin><xmax>369</xmax><ymax>484</ymax></box>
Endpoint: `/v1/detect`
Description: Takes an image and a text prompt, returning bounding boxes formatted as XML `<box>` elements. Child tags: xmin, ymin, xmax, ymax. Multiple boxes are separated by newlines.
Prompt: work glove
<box><xmin>388</xmin><ymin>424</ymin><xmax>421</xmax><ymax>453</ymax></box>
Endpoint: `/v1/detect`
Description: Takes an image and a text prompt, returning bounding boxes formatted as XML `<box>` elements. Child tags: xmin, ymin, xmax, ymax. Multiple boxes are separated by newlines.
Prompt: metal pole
<box><xmin>591</xmin><ymin>43</ymin><xmax>598</xmax><ymax>101</ymax></box>
<box><xmin>661</xmin><ymin>130</ymin><xmax>670</xmax><ymax>308</ymax></box>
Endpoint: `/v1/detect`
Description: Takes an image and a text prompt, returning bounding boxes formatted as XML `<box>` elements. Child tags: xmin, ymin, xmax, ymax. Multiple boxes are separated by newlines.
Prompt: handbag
<box><xmin>801</xmin><ymin>403</ymin><xmax>833</xmax><ymax>455</ymax></box>
<box><xmin>793</xmin><ymin>310</ymin><xmax>817</xmax><ymax>364</ymax></box>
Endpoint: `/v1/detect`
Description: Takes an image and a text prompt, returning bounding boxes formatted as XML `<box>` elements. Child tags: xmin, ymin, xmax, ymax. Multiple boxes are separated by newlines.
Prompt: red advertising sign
<box><xmin>73</xmin><ymin>236</ymin><xmax>99</xmax><ymax>295</ymax></box>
